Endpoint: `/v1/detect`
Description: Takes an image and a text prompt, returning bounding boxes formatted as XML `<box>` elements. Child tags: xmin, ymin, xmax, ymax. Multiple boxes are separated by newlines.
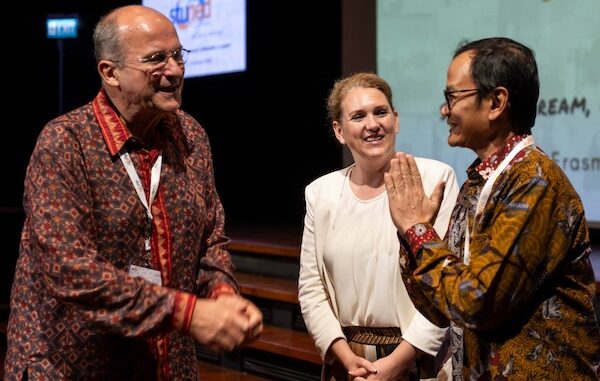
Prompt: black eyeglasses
<box><xmin>443</xmin><ymin>88</ymin><xmax>479</xmax><ymax>110</ymax></box>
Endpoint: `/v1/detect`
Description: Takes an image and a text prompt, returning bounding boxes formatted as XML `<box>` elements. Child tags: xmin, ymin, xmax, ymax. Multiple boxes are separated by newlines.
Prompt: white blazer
<box><xmin>298</xmin><ymin>157</ymin><xmax>459</xmax><ymax>360</ymax></box>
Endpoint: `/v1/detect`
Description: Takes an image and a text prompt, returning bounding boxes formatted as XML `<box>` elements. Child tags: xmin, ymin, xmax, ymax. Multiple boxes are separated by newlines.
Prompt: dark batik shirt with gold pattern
<box><xmin>5</xmin><ymin>90</ymin><xmax>238</xmax><ymax>380</ymax></box>
<box><xmin>400</xmin><ymin>134</ymin><xmax>600</xmax><ymax>380</ymax></box>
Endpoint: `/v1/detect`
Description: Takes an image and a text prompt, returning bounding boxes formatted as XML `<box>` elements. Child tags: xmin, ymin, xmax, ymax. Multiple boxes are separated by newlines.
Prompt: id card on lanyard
<box><xmin>120</xmin><ymin>150</ymin><xmax>163</xmax><ymax>285</ymax></box>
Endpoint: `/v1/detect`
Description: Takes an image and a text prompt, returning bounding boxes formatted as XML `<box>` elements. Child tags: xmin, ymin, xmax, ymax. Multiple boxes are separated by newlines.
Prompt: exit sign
<box><xmin>47</xmin><ymin>16</ymin><xmax>79</xmax><ymax>39</ymax></box>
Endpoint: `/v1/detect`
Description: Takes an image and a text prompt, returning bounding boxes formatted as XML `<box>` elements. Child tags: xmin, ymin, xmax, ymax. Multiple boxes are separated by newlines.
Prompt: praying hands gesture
<box><xmin>383</xmin><ymin>153</ymin><xmax>446</xmax><ymax>235</ymax></box>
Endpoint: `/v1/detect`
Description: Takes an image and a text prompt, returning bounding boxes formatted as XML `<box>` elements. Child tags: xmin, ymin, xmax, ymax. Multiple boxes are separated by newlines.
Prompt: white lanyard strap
<box><xmin>119</xmin><ymin>151</ymin><xmax>162</xmax><ymax>254</ymax></box>
<box><xmin>475</xmin><ymin>135</ymin><xmax>535</xmax><ymax>219</ymax></box>
<box><xmin>464</xmin><ymin>135</ymin><xmax>535</xmax><ymax>264</ymax></box>
<box><xmin>119</xmin><ymin>151</ymin><xmax>162</xmax><ymax>220</ymax></box>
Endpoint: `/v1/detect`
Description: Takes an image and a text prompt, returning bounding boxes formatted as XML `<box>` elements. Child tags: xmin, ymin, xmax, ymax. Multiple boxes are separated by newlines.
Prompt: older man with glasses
<box><xmin>4</xmin><ymin>5</ymin><xmax>262</xmax><ymax>380</ymax></box>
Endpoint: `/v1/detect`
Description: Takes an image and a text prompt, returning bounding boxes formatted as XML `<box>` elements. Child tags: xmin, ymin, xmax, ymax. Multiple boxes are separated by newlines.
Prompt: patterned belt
<box><xmin>342</xmin><ymin>326</ymin><xmax>403</xmax><ymax>345</ymax></box>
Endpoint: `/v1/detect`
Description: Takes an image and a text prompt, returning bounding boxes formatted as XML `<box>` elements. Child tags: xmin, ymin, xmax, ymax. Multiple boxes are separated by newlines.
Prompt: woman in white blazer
<box><xmin>298</xmin><ymin>73</ymin><xmax>459</xmax><ymax>381</ymax></box>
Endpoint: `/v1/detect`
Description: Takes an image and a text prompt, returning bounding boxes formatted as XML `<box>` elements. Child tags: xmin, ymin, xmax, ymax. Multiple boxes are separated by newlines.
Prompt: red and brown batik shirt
<box><xmin>5</xmin><ymin>90</ymin><xmax>237</xmax><ymax>380</ymax></box>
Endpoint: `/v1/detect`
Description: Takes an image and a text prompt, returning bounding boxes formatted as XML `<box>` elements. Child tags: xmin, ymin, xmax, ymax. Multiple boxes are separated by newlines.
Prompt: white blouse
<box><xmin>323</xmin><ymin>174</ymin><xmax>404</xmax><ymax>327</ymax></box>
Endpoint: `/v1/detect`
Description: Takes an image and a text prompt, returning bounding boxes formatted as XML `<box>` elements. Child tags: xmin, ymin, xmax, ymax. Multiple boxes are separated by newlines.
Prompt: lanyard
<box><xmin>463</xmin><ymin>135</ymin><xmax>535</xmax><ymax>264</ymax></box>
<box><xmin>119</xmin><ymin>151</ymin><xmax>162</xmax><ymax>253</ymax></box>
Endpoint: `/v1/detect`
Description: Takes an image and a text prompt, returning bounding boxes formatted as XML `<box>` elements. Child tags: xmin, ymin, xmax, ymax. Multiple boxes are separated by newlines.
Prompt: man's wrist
<box><xmin>209</xmin><ymin>283</ymin><xmax>236</xmax><ymax>299</ymax></box>
<box><xmin>405</xmin><ymin>222</ymin><xmax>438</xmax><ymax>259</ymax></box>
<box><xmin>172</xmin><ymin>291</ymin><xmax>197</xmax><ymax>333</ymax></box>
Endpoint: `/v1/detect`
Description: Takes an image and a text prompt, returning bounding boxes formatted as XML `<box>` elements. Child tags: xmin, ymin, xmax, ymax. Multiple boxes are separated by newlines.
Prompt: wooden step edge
<box><xmin>236</xmin><ymin>272</ymin><xmax>299</xmax><ymax>304</ymax></box>
<box><xmin>245</xmin><ymin>324</ymin><xmax>321</xmax><ymax>365</ymax></box>
<box><xmin>198</xmin><ymin>360</ymin><xmax>269</xmax><ymax>381</ymax></box>
<box><xmin>229</xmin><ymin>238</ymin><xmax>300</xmax><ymax>258</ymax></box>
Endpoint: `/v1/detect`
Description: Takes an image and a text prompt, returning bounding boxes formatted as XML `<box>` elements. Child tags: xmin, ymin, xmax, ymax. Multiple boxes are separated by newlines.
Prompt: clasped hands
<box><xmin>189</xmin><ymin>294</ymin><xmax>263</xmax><ymax>353</ymax></box>
<box><xmin>345</xmin><ymin>350</ymin><xmax>415</xmax><ymax>381</ymax></box>
<box><xmin>383</xmin><ymin>152</ymin><xmax>445</xmax><ymax>235</ymax></box>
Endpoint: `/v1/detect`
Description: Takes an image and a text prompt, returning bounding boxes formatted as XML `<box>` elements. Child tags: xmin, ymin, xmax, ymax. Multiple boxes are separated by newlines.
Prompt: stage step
<box><xmin>236</xmin><ymin>272</ymin><xmax>298</xmax><ymax>304</ymax></box>
<box><xmin>245</xmin><ymin>324</ymin><xmax>320</xmax><ymax>365</ymax></box>
<box><xmin>219</xmin><ymin>229</ymin><xmax>321</xmax><ymax>379</ymax></box>
<box><xmin>228</xmin><ymin>225</ymin><xmax>301</xmax><ymax>259</ymax></box>
<box><xmin>198</xmin><ymin>360</ymin><xmax>269</xmax><ymax>381</ymax></box>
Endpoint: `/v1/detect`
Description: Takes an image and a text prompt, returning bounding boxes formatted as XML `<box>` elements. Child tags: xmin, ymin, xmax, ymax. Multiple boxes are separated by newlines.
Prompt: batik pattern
<box><xmin>5</xmin><ymin>90</ymin><xmax>238</xmax><ymax>380</ymax></box>
<box><xmin>400</xmin><ymin>135</ymin><xmax>600</xmax><ymax>380</ymax></box>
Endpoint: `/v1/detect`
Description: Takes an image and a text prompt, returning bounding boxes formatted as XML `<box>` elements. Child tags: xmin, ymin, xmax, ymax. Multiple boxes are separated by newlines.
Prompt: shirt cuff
<box><xmin>172</xmin><ymin>291</ymin><xmax>197</xmax><ymax>333</ymax></box>
<box><xmin>401</xmin><ymin>311</ymin><xmax>447</xmax><ymax>356</ymax></box>
<box><xmin>406</xmin><ymin>223</ymin><xmax>438</xmax><ymax>257</ymax></box>
<box><xmin>209</xmin><ymin>283</ymin><xmax>237</xmax><ymax>299</ymax></box>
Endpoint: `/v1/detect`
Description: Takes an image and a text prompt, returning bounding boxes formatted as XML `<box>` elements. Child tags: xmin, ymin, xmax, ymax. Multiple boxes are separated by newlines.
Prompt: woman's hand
<box><xmin>330</xmin><ymin>339</ymin><xmax>378</xmax><ymax>379</ymax></box>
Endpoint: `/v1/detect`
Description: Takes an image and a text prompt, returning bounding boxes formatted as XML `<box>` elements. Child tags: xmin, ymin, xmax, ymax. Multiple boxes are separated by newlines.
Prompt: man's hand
<box><xmin>384</xmin><ymin>152</ymin><xmax>445</xmax><ymax>234</ymax></box>
<box><xmin>188</xmin><ymin>294</ymin><xmax>263</xmax><ymax>353</ymax></box>
<box><xmin>238</xmin><ymin>295</ymin><xmax>263</xmax><ymax>343</ymax></box>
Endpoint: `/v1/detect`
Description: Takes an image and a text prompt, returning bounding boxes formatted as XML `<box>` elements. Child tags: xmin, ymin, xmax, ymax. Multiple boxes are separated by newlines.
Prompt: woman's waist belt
<box><xmin>342</xmin><ymin>326</ymin><xmax>403</xmax><ymax>345</ymax></box>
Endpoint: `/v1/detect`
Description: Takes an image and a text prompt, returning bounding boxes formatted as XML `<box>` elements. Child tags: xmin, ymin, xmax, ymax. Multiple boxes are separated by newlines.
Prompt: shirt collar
<box><xmin>92</xmin><ymin>89</ymin><xmax>177</xmax><ymax>156</ymax></box>
<box><xmin>92</xmin><ymin>89</ymin><xmax>133</xmax><ymax>156</ymax></box>
<box><xmin>467</xmin><ymin>134</ymin><xmax>530</xmax><ymax>180</ymax></box>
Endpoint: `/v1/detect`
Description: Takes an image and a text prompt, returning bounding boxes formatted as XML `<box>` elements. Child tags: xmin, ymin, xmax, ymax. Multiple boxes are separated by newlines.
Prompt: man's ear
<box><xmin>98</xmin><ymin>60</ymin><xmax>120</xmax><ymax>87</ymax></box>
<box><xmin>488</xmin><ymin>86</ymin><xmax>509</xmax><ymax>121</ymax></box>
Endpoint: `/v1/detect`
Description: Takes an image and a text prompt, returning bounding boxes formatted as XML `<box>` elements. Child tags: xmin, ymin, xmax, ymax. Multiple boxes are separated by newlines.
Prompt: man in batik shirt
<box><xmin>385</xmin><ymin>37</ymin><xmax>600</xmax><ymax>380</ymax></box>
<box><xmin>5</xmin><ymin>5</ymin><xmax>262</xmax><ymax>380</ymax></box>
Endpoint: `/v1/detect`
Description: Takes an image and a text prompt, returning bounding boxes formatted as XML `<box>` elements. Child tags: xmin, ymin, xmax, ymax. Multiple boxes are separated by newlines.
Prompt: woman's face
<box><xmin>333</xmin><ymin>86</ymin><xmax>399</xmax><ymax>166</ymax></box>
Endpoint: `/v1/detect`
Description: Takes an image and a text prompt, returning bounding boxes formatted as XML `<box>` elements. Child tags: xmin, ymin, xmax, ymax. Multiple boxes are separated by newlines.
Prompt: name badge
<box><xmin>129</xmin><ymin>264</ymin><xmax>162</xmax><ymax>286</ymax></box>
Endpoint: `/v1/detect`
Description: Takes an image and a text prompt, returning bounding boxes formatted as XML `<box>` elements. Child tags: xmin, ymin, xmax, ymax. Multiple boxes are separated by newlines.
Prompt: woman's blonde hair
<box><xmin>326</xmin><ymin>72</ymin><xmax>394</xmax><ymax>123</ymax></box>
